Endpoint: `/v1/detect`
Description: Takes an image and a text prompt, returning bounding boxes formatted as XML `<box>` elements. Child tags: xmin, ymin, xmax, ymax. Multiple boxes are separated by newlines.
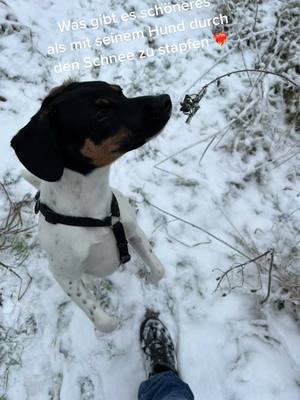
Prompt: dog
<box><xmin>10</xmin><ymin>80</ymin><xmax>172</xmax><ymax>332</ymax></box>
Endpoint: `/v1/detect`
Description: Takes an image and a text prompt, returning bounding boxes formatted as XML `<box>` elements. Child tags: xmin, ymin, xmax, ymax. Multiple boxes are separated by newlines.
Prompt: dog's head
<box><xmin>10</xmin><ymin>80</ymin><xmax>172</xmax><ymax>181</ymax></box>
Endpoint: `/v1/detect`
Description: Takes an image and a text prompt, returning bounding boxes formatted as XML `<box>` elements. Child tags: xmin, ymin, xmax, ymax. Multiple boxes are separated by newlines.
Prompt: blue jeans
<box><xmin>138</xmin><ymin>371</ymin><xmax>194</xmax><ymax>400</ymax></box>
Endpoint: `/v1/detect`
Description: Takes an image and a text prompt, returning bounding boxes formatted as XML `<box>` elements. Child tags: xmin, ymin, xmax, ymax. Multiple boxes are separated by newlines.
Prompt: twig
<box><xmin>2</xmin><ymin>225</ymin><xmax>37</xmax><ymax>236</ymax></box>
<box><xmin>252</xmin><ymin>0</ymin><xmax>260</xmax><ymax>32</ymax></box>
<box><xmin>165</xmin><ymin>221</ymin><xmax>212</xmax><ymax>248</ymax></box>
<box><xmin>213</xmin><ymin>249</ymin><xmax>272</xmax><ymax>292</ymax></box>
<box><xmin>148</xmin><ymin>201</ymin><xmax>251</xmax><ymax>259</ymax></box>
<box><xmin>271</xmin><ymin>149</ymin><xmax>300</xmax><ymax>170</ymax></box>
<box><xmin>223</xmin><ymin>0</ymin><xmax>253</xmax><ymax>85</ymax></box>
<box><xmin>18</xmin><ymin>272</ymin><xmax>33</xmax><ymax>301</ymax></box>
<box><xmin>198</xmin><ymin>135</ymin><xmax>217</xmax><ymax>165</ymax></box>
<box><xmin>203</xmin><ymin>69</ymin><xmax>300</xmax><ymax>91</ymax></box>
<box><xmin>154</xmin><ymin>97</ymin><xmax>259</xmax><ymax>179</ymax></box>
<box><xmin>212</xmin><ymin>199</ymin><xmax>248</xmax><ymax>250</ymax></box>
<box><xmin>181</xmin><ymin>69</ymin><xmax>300</xmax><ymax>123</ymax></box>
<box><xmin>260</xmin><ymin>249</ymin><xmax>274</xmax><ymax>304</ymax></box>
<box><xmin>153</xmin><ymin>135</ymin><xmax>210</xmax><ymax>182</ymax></box>
<box><xmin>152</xmin><ymin>217</ymin><xmax>176</xmax><ymax>234</ymax></box>
<box><xmin>0</xmin><ymin>261</ymin><xmax>23</xmax><ymax>282</ymax></box>
<box><xmin>183</xmin><ymin>29</ymin><xmax>276</xmax><ymax>98</ymax></box>
<box><xmin>0</xmin><ymin>179</ymin><xmax>36</xmax><ymax>301</ymax></box>
<box><xmin>253</xmin><ymin>144</ymin><xmax>300</xmax><ymax>172</ymax></box>
<box><xmin>210</xmin><ymin>96</ymin><xmax>259</xmax><ymax>156</ymax></box>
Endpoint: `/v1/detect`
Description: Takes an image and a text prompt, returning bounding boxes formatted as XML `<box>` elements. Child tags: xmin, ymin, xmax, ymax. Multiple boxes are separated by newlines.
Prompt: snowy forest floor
<box><xmin>0</xmin><ymin>0</ymin><xmax>300</xmax><ymax>399</ymax></box>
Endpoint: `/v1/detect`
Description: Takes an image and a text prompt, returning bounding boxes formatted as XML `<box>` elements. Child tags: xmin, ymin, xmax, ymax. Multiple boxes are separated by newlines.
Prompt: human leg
<box><xmin>138</xmin><ymin>371</ymin><xmax>194</xmax><ymax>400</ymax></box>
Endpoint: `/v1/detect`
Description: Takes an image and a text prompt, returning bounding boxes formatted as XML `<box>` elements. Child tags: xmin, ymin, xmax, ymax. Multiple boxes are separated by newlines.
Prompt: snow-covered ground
<box><xmin>1</xmin><ymin>0</ymin><xmax>300</xmax><ymax>399</ymax></box>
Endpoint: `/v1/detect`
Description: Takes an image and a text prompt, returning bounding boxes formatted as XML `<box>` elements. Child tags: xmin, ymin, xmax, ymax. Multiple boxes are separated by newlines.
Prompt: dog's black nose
<box><xmin>158</xmin><ymin>94</ymin><xmax>172</xmax><ymax>114</ymax></box>
<box><xmin>142</xmin><ymin>94</ymin><xmax>172</xmax><ymax>121</ymax></box>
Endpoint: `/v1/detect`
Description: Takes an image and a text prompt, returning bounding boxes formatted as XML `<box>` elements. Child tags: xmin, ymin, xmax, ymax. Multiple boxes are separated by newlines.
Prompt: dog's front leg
<box><xmin>51</xmin><ymin>270</ymin><xmax>118</xmax><ymax>333</ymax></box>
<box><xmin>129</xmin><ymin>225</ymin><xmax>165</xmax><ymax>284</ymax></box>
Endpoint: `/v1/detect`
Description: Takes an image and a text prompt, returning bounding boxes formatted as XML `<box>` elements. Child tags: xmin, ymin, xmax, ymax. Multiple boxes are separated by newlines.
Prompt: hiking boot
<box><xmin>140</xmin><ymin>309</ymin><xmax>178</xmax><ymax>377</ymax></box>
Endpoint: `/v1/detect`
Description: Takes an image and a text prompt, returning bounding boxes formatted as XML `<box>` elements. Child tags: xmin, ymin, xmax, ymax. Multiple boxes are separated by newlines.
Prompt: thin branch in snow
<box><xmin>261</xmin><ymin>249</ymin><xmax>274</xmax><ymax>304</ymax></box>
<box><xmin>0</xmin><ymin>261</ymin><xmax>32</xmax><ymax>301</ymax></box>
<box><xmin>182</xmin><ymin>29</ymin><xmax>276</xmax><ymax>99</ymax></box>
<box><xmin>252</xmin><ymin>0</ymin><xmax>260</xmax><ymax>32</ymax></box>
<box><xmin>213</xmin><ymin>249</ymin><xmax>274</xmax><ymax>300</ymax></box>
<box><xmin>180</xmin><ymin>69</ymin><xmax>300</xmax><ymax>124</ymax></box>
<box><xmin>0</xmin><ymin>179</ymin><xmax>35</xmax><ymax>300</ymax></box>
<box><xmin>148</xmin><ymin>201</ymin><xmax>251</xmax><ymax>259</ymax></box>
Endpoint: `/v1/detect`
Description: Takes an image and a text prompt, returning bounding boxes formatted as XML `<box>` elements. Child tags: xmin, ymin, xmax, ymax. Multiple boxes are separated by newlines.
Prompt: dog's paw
<box><xmin>145</xmin><ymin>265</ymin><xmax>165</xmax><ymax>285</ymax></box>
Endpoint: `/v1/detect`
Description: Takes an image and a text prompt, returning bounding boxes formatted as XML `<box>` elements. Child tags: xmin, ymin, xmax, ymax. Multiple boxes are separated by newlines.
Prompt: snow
<box><xmin>1</xmin><ymin>0</ymin><xmax>300</xmax><ymax>399</ymax></box>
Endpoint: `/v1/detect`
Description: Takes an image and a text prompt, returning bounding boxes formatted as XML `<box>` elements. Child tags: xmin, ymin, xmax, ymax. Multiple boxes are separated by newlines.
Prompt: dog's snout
<box><xmin>158</xmin><ymin>94</ymin><xmax>172</xmax><ymax>114</ymax></box>
<box><xmin>147</xmin><ymin>94</ymin><xmax>172</xmax><ymax>120</ymax></box>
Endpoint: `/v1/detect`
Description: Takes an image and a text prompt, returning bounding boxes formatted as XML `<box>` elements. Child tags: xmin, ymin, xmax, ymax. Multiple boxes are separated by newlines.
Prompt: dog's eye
<box><xmin>96</xmin><ymin>108</ymin><xmax>111</xmax><ymax>122</ymax></box>
<box><xmin>95</xmin><ymin>98</ymin><xmax>112</xmax><ymax>121</ymax></box>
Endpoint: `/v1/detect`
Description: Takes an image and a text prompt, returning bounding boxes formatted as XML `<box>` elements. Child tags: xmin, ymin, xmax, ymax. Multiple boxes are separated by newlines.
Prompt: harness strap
<box><xmin>34</xmin><ymin>191</ymin><xmax>131</xmax><ymax>264</ymax></box>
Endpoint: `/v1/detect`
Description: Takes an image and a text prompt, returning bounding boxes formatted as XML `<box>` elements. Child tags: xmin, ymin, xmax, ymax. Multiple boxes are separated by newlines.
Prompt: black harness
<box><xmin>34</xmin><ymin>191</ymin><xmax>131</xmax><ymax>264</ymax></box>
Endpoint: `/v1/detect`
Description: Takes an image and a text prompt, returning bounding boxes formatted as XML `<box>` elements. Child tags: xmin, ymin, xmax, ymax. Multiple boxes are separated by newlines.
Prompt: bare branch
<box><xmin>260</xmin><ymin>249</ymin><xmax>274</xmax><ymax>304</ymax></box>
<box><xmin>0</xmin><ymin>179</ymin><xmax>36</xmax><ymax>301</ymax></box>
<box><xmin>148</xmin><ymin>201</ymin><xmax>251</xmax><ymax>259</ymax></box>
<box><xmin>213</xmin><ymin>249</ymin><xmax>273</xmax><ymax>294</ymax></box>
<box><xmin>181</xmin><ymin>69</ymin><xmax>300</xmax><ymax>124</ymax></box>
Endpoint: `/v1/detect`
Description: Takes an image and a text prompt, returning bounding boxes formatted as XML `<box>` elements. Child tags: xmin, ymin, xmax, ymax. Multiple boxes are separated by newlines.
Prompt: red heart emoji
<box><xmin>214</xmin><ymin>32</ymin><xmax>228</xmax><ymax>46</ymax></box>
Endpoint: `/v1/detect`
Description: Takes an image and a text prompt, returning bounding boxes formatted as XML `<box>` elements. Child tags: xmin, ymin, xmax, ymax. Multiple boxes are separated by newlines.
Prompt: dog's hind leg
<box><xmin>51</xmin><ymin>270</ymin><xmax>118</xmax><ymax>333</ymax></box>
<box><xmin>129</xmin><ymin>225</ymin><xmax>165</xmax><ymax>284</ymax></box>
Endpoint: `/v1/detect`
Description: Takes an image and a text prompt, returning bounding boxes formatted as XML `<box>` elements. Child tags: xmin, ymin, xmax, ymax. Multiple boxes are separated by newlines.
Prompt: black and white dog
<box><xmin>11</xmin><ymin>81</ymin><xmax>172</xmax><ymax>332</ymax></box>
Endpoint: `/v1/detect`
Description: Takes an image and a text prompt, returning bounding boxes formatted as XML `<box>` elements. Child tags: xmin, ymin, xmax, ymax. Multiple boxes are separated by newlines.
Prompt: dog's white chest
<box><xmin>39</xmin><ymin>220</ymin><xmax>125</xmax><ymax>277</ymax></box>
<box><xmin>83</xmin><ymin>228</ymin><xmax>121</xmax><ymax>277</ymax></box>
<box><xmin>38</xmin><ymin>186</ymin><xmax>137</xmax><ymax>280</ymax></box>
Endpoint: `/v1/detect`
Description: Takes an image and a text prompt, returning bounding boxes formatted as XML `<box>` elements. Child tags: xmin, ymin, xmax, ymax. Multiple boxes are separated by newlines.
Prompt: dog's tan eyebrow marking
<box><xmin>80</xmin><ymin>128</ymin><xmax>129</xmax><ymax>167</ymax></box>
<box><xmin>110</xmin><ymin>84</ymin><xmax>122</xmax><ymax>92</ymax></box>
<box><xmin>95</xmin><ymin>98</ymin><xmax>111</xmax><ymax>106</ymax></box>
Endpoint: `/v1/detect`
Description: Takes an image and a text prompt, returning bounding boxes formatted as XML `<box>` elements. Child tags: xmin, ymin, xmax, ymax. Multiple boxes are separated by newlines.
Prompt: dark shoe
<box><xmin>140</xmin><ymin>309</ymin><xmax>178</xmax><ymax>377</ymax></box>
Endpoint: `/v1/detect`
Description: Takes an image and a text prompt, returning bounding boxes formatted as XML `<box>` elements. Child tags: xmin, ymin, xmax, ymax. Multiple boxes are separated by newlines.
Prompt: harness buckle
<box><xmin>34</xmin><ymin>199</ymin><xmax>40</xmax><ymax>214</ymax></box>
<box><xmin>120</xmin><ymin>254</ymin><xmax>131</xmax><ymax>264</ymax></box>
<box><xmin>34</xmin><ymin>191</ymin><xmax>41</xmax><ymax>214</ymax></box>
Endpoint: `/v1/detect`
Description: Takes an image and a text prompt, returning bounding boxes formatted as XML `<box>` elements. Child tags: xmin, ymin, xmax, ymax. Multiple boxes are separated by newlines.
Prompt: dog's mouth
<box><xmin>119</xmin><ymin>119</ymin><xmax>169</xmax><ymax>152</ymax></box>
<box><xmin>139</xmin><ymin>107</ymin><xmax>172</xmax><ymax>145</ymax></box>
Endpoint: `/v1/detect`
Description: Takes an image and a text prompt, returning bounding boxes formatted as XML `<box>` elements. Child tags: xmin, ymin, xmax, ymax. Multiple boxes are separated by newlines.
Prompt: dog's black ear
<box><xmin>10</xmin><ymin>112</ymin><xmax>64</xmax><ymax>182</ymax></box>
